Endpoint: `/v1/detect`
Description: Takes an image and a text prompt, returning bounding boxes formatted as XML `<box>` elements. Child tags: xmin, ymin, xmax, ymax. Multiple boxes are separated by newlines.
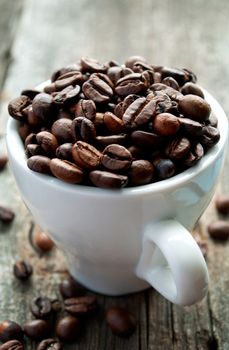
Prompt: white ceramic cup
<box><xmin>6</xmin><ymin>87</ymin><xmax>228</xmax><ymax>306</ymax></box>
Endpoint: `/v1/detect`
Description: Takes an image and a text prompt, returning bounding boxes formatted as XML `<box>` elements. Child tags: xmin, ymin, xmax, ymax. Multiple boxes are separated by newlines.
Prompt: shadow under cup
<box><xmin>6</xmin><ymin>88</ymin><xmax>228</xmax><ymax>305</ymax></box>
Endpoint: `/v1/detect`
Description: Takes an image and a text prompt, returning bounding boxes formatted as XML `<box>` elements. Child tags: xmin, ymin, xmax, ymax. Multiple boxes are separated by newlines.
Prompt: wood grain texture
<box><xmin>0</xmin><ymin>0</ymin><xmax>229</xmax><ymax>349</ymax></box>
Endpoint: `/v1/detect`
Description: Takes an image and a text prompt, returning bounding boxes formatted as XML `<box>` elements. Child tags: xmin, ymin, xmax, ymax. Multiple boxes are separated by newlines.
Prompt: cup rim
<box><xmin>6</xmin><ymin>85</ymin><xmax>228</xmax><ymax>198</ymax></box>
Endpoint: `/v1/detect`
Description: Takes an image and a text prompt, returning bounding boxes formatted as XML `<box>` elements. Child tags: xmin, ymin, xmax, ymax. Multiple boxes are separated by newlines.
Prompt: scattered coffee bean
<box><xmin>0</xmin><ymin>155</ymin><xmax>8</xmax><ymax>171</ymax></box>
<box><xmin>178</xmin><ymin>95</ymin><xmax>211</xmax><ymax>122</ymax></box>
<box><xmin>50</xmin><ymin>158</ymin><xmax>84</xmax><ymax>184</ymax></box>
<box><xmin>13</xmin><ymin>260</ymin><xmax>33</xmax><ymax>280</ymax></box>
<box><xmin>59</xmin><ymin>276</ymin><xmax>86</xmax><ymax>299</ymax></box>
<box><xmin>0</xmin><ymin>205</ymin><xmax>15</xmax><ymax>224</ymax></box>
<box><xmin>34</xmin><ymin>231</ymin><xmax>54</xmax><ymax>252</ymax></box>
<box><xmin>64</xmin><ymin>295</ymin><xmax>97</xmax><ymax>315</ymax></box>
<box><xmin>0</xmin><ymin>321</ymin><xmax>23</xmax><ymax>343</ymax></box>
<box><xmin>215</xmin><ymin>195</ymin><xmax>229</xmax><ymax>215</ymax></box>
<box><xmin>56</xmin><ymin>316</ymin><xmax>80</xmax><ymax>342</ymax></box>
<box><xmin>30</xmin><ymin>297</ymin><xmax>52</xmax><ymax>319</ymax></box>
<box><xmin>27</xmin><ymin>156</ymin><xmax>51</xmax><ymax>175</ymax></box>
<box><xmin>36</xmin><ymin>338</ymin><xmax>63</xmax><ymax>350</ymax></box>
<box><xmin>23</xmin><ymin>320</ymin><xmax>50</xmax><ymax>340</ymax></box>
<box><xmin>106</xmin><ymin>307</ymin><xmax>137</xmax><ymax>337</ymax></box>
<box><xmin>0</xmin><ymin>340</ymin><xmax>24</xmax><ymax>350</ymax></box>
<box><xmin>207</xmin><ymin>221</ymin><xmax>229</xmax><ymax>241</ymax></box>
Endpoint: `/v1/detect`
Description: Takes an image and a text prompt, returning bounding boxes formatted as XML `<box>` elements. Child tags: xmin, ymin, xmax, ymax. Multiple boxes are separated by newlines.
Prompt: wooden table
<box><xmin>0</xmin><ymin>0</ymin><xmax>229</xmax><ymax>349</ymax></box>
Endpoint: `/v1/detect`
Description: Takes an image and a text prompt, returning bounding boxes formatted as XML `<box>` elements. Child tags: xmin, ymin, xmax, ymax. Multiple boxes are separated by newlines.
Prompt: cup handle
<box><xmin>136</xmin><ymin>219</ymin><xmax>209</xmax><ymax>305</ymax></box>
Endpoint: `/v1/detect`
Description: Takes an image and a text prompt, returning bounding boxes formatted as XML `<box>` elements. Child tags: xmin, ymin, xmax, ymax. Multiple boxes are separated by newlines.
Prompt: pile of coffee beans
<box><xmin>8</xmin><ymin>56</ymin><xmax>220</xmax><ymax>189</ymax></box>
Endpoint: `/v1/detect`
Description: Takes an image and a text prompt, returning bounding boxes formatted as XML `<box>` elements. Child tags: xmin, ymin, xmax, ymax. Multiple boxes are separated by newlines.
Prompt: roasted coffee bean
<box><xmin>0</xmin><ymin>155</ymin><xmax>8</xmax><ymax>171</ymax></box>
<box><xmin>179</xmin><ymin>95</ymin><xmax>211</xmax><ymax>122</ymax></box>
<box><xmin>27</xmin><ymin>156</ymin><xmax>51</xmax><ymax>175</ymax></box>
<box><xmin>81</xmin><ymin>57</ymin><xmax>107</xmax><ymax>73</ymax></box>
<box><xmin>34</xmin><ymin>231</ymin><xmax>54</xmax><ymax>252</ymax></box>
<box><xmin>128</xmin><ymin>160</ymin><xmax>154</xmax><ymax>186</ymax></box>
<box><xmin>103</xmin><ymin>112</ymin><xmax>124</xmax><ymax>133</ymax></box>
<box><xmin>26</xmin><ymin>144</ymin><xmax>43</xmax><ymax>158</ymax></box>
<box><xmin>56</xmin><ymin>316</ymin><xmax>80</xmax><ymax>342</ymax></box>
<box><xmin>161</xmin><ymin>67</ymin><xmax>191</xmax><ymax>86</ymax></box>
<box><xmin>150</xmin><ymin>83</ymin><xmax>183</xmax><ymax>101</ymax></box>
<box><xmin>133</xmin><ymin>61</ymin><xmax>153</xmax><ymax>74</ymax></box>
<box><xmin>106</xmin><ymin>307</ymin><xmax>137</xmax><ymax>337</ymax></box>
<box><xmin>0</xmin><ymin>321</ymin><xmax>23</xmax><ymax>343</ymax></box>
<box><xmin>161</xmin><ymin>77</ymin><xmax>180</xmax><ymax>90</ymax></box>
<box><xmin>13</xmin><ymin>260</ymin><xmax>33</xmax><ymax>280</ymax></box>
<box><xmin>8</xmin><ymin>96</ymin><xmax>30</xmax><ymax>121</ymax></box>
<box><xmin>125</xmin><ymin>56</ymin><xmax>147</xmax><ymax>69</ymax></box>
<box><xmin>178</xmin><ymin>117</ymin><xmax>203</xmax><ymax>138</ymax></box>
<box><xmin>0</xmin><ymin>205</ymin><xmax>15</xmax><ymax>224</ymax></box>
<box><xmin>115</xmin><ymin>73</ymin><xmax>148</xmax><ymax>97</ymax></box>
<box><xmin>51</xmin><ymin>63</ymin><xmax>81</xmax><ymax>82</ymax></box>
<box><xmin>114</xmin><ymin>94</ymin><xmax>141</xmax><ymax>119</ymax></box>
<box><xmin>26</xmin><ymin>106</ymin><xmax>43</xmax><ymax>128</ymax></box>
<box><xmin>59</xmin><ymin>276</ymin><xmax>86</xmax><ymax>299</ymax></box>
<box><xmin>24</xmin><ymin>133</ymin><xmax>37</xmax><ymax>148</ymax></box>
<box><xmin>44</xmin><ymin>74</ymin><xmax>83</xmax><ymax>94</ymax></box>
<box><xmin>181</xmin><ymin>82</ymin><xmax>204</xmax><ymax>98</ymax></box>
<box><xmin>215</xmin><ymin>195</ymin><xmax>229</xmax><ymax>215</ymax></box>
<box><xmin>96</xmin><ymin>134</ymin><xmax>128</xmax><ymax>148</ymax></box>
<box><xmin>123</xmin><ymin>97</ymin><xmax>156</xmax><ymax>128</ymax></box>
<box><xmin>82</xmin><ymin>73</ymin><xmax>113</xmax><ymax>103</ymax></box>
<box><xmin>32</xmin><ymin>93</ymin><xmax>56</xmax><ymax>122</ymax></box>
<box><xmin>75</xmin><ymin>99</ymin><xmax>96</xmax><ymax>121</ymax></box>
<box><xmin>184</xmin><ymin>143</ymin><xmax>204</xmax><ymax>167</ymax></box>
<box><xmin>207</xmin><ymin>221</ymin><xmax>229</xmax><ymax>241</ymax></box>
<box><xmin>23</xmin><ymin>320</ymin><xmax>50</xmax><ymax>340</ymax></box>
<box><xmin>64</xmin><ymin>295</ymin><xmax>97</xmax><ymax>315</ymax></box>
<box><xmin>151</xmin><ymin>93</ymin><xmax>176</xmax><ymax>115</ymax></box>
<box><xmin>166</xmin><ymin>137</ymin><xmax>191</xmax><ymax>160</ymax></box>
<box><xmin>30</xmin><ymin>297</ymin><xmax>52</xmax><ymax>319</ymax></box>
<box><xmin>0</xmin><ymin>340</ymin><xmax>24</xmax><ymax>350</ymax></box>
<box><xmin>153</xmin><ymin>113</ymin><xmax>180</xmax><ymax>136</ymax></box>
<box><xmin>56</xmin><ymin>143</ymin><xmax>73</xmax><ymax>161</ymax></box>
<box><xmin>71</xmin><ymin>117</ymin><xmax>96</xmax><ymax>142</ymax></box>
<box><xmin>131</xmin><ymin>130</ymin><xmax>162</xmax><ymax>149</ymax></box>
<box><xmin>51</xmin><ymin>118</ymin><xmax>73</xmax><ymax>143</ymax></box>
<box><xmin>53</xmin><ymin>85</ymin><xmax>80</xmax><ymax>107</ymax></box>
<box><xmin>90</xmin><ymin>170</ymin><xmax>128</xmax><ymax>189</ymax></box>
<box><xmin>36</xmin><ymin>131</ymin><xmax>58</xmax><ymax>156</ymax></box>
<box><xmin>153</xmin><ymin>158</ymin><xmax>176</xmax><ymax>179</ymax></box>
<box><xmin>36</xmin><ymin>338</ymin><xmax>63</xmax><ymax>350</ymax></box>
<box><xmin>201</xmin><ymin>125</ymin><xmax>220</xmax><ymax>149</ymax></box>
<box><xmin>107</xmin><ymin>66</ymin><xmax>132</xmax><ymax>84</ymax></box>
<box><xmin>101</xmin><ymin>144</ymin><xmax>132</xmax><ymax>171</ymax></box>
<box><xmin>72</xmin><ymin>141</ymin><xmax>101</xmax><ymax>170</ymax></box>
<box><xmin>18</xmin><ymin>123</ymin><xmax>31</xmax><ymax>141</ymax></box>
<box><xmin>21</xmin><ymin>89</ymin><xmax>40</xmax><ymax>100</ymax></box>
<box><xmin>50</xmin><ymin>158</ymin><xmax>83</xmax><ymax>184</ymax></box>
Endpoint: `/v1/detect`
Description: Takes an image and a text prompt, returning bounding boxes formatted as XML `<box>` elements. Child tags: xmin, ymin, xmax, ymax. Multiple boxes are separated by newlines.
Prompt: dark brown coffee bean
<box><xmin>56</xmin><ymin>316</ymin><xmax>80</xmax><ymax>342</ymax></box>
<box><xmin>90</xmin><ymin>170</ymin><xmax>128</xmax><ymax>189</ymax></box>
<box><xmin>128</xmin><ymin>160</ymin><xmax>154</xmax><ymax>186</ymax></box>
<box><xmin>107</xmin><ymin>66</ymin><xmax>132</xmax><ymax>84</ymax></box>
<box><xmin>131</xmin><ymin>130</ymin><xmax>162</xmax><ymax>149</ymax></box>
<box><xmin>125</xmin><ymin>56</ymin><xmax>147</xmax><ymax>69</ymax></box>
<box><xmin>133</xmin><ymin>61</ymin><xmax>153</xmax><ymax>74</ymax></box>
<box><xmin>0</xmin><ymin>340</ymin><xmax>24</xmax><ymax>350</ymax></box>
<box><xmin>215</xmin><ymin>195</ymin><xmax>229</xmax><ymax>215</ymax></box>
<box><xmin>26</xmin><ymin>106</ymin><xmax>43</xmax><ymax>128</ymax></box>
<box><xmin>50</xmin><ymin>158</ymin><xmax>83</xmax><ymax>184</ymax></box>
<box><xmin>23</xmin><ymin>320</ymin><xmax>50</xmax><ymax>340</ymax></box>
<box><xmin>30</xmin><ymin>297</ymin><xmax>52</xmax><ymax>319</ymax></box>
<box><xmin>36</xmin><ymin>131</ymin><xmax>58</xmax><ymax>156</ymax></box>
<box><xmin>81</xmin><ymin>57</ymin><xmax>107</xmax><ymax>73</ymax></box>
<box><xmin>123</xmin><ymin>97</ymin><xmax>156</xmax><ymax>128</ymax></box>
<box><xmin>0</xmin><ymin>321</ymin><xmax>23</xmax><ymax>343</ymax></box>
<box><xmin>178</xmin><ymin>117</ymin><xmax>203</xmax><ymax>138</ymax></box>
<box><xmin>96</xmin><ymin>134</ymin><xmax>128</xmax><ymax>149</ymax></box>
<box><xmin>51</xmin><ymin>63</ymin><xmax>81</xmax><ymax>82</ymax></box>
<box><xmin>161</xmin><ymin>67</ymin><xmax>191</xmax><ymax>86</ymax></box>
<box><xmin>150</xmin><ymin>93</ymin><xmax>176</xmax><ymax>115</ymax></box>
<box><xmin>102</xmin><ymin>144</ymin><xmax>132</xmax><ymax>171</ymax></box>
<box><xmin>150</xmin><ymin>83</ymin><xmax>183</xmax><ymax>101</ymax></box>
<box><xmin>34</xmin><ymin>231</ymin><xmax>54</xmax><ymax>252</ymax></box>
<box><xmin>21</xmin><ymin>89</ymin><xmax>40</xmax><ymax>100</ymax></box>
<box><xmin>0</xmin><ymin>205</ymin><xmax>15</xmax><ymax>224</ymax></box>
<box><xmin>82</xmin><ymin>73</ymin><xmax>113</xmax><ymax>103</ymax></box>
<box><xmin>24</xmin><ymin>133</ymin><xmax>37</xmax><ymax>148</ymax></box>
<box><xmin>75</xmin><ymin>99</ymin><xmax>96</xmax><ymax>121</ymax></box>
<box><xmin>103</xmin><ymin>112</ymin><xmax>124</xmax><ymax>133</ymax></box>
<box><xmin>27</xmin><ymin>156</ymin><xmax>51</xmax><ymax>175</ymax></box>
<box><xmin>51</xmin><ymin>118</ymin><xmax>73</xmax><ymax>143</ymax></box>
<box><xmin>207</xmin><ymin>221</ymin><xmax>229</xmax><ymax>241</ymax></box>
<box><xmin>56</xmin><ymin>143</ymin><xmax>73</xmax><ymax>161</ymax></box>
<box><xmin>179</xmin><ymin>95</ymin><xmax>211</xmax><ymax>122</ymax></box>
<box><xmin>153</xmin><ymin>158</ymin><xmax>176</xmax><ymax>179</ymax></box>
<box><xmin>166</xmin><ymin>137</ymin><xmax>191</xmax><ymax>160</ymax></box>
<box><xmin>8</xmin><ymin>96</ymin><xmax>31</xmax><ymax>122</ymax></box>
<box><xmin>13</xmin><ymin>260</ymin><xmax>33</xmax><ymax>280</ymax></box>
<box><xmin>64</xmin><ymin>295</ymin><xmax>97</xmax><ymax>315</ymax></box>
<box><xmin>44</xmin><ymin>74</ymin><xmax>83</xmax><ymax>94</ymax></box>
<box><xmin>26</xmin><ymin>144</ymin><xmax>43</xmax><ymax>158</ymax></box>
<box><xmin>32</xmin><ymin>93</ymin><xmax>56</xmax><ymax>122</ymax></box>
<box><xmin>59</xmin><ymin>276</ymin><xmax>86</xmax><ymax>299</ymax></box>
<box><xmin>128</xmin><ymin>145</ymin><xmax>145</xmax><ymax>159</ymax></box>
<box><xmin>106</xmin><ymin>307</ymin><xmax>137</xmax><ymax>337</ymax></box>
<box><xmin>161</xmin><ymin>77</ymin><xmax>180</xmax><ymax>90</ymax></box>
<box><xmin>181</xmin><ymin>82</ymin><xmax>204</xmax><ymax>98</ymax></box>
<box><xmin>201</xmin><ymin>125</ymin><xmax>220</xmax><ymax>149</ymax></box>
<box><xmin>184</xmin><ymin>143</ymin><xmax>204</xmax><ymax>167</ymax></box>
<box><xmin>72</xmin><ymin>141</ymin><xmax>101</xmax><ymax>170</ymax></box>
<box><xmin>153</xmin><ymin>113</ymin><xmax>180</xmax><ymax>136</ymax></box>
<box><xmin>115</xmin><ymin>73</ymin><xmax>148</xmax><ymax>97</ymax></box>
<box><xmin>53</xmin><ymin>85</ymin><xmax>80</xmax><ymax>107</ymax></box>
<box><xmin>18</xmin><ymin>123</ymin><xmax>31</xmax><ymax>141</ymax></box>
<box><xmin>71</xmin><ymin>117</ymin><xmax>96</xmax><ymax>142</ymax></box>
<box><xmin>0</xmin><ymin>155</ymin><xmax>8</xmax><ymax>170</ymax></box>
<box><xmin>36</xmin><ymin>338</ymin><xmax>63</xmax><ymax>350</ymax></box>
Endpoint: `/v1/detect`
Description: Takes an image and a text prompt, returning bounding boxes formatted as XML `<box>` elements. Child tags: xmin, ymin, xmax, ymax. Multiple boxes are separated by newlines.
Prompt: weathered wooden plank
<box><xmin>0</xmin><ymin>0</ymin><xmax>229</xmax><ymax>349</ymax></box>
